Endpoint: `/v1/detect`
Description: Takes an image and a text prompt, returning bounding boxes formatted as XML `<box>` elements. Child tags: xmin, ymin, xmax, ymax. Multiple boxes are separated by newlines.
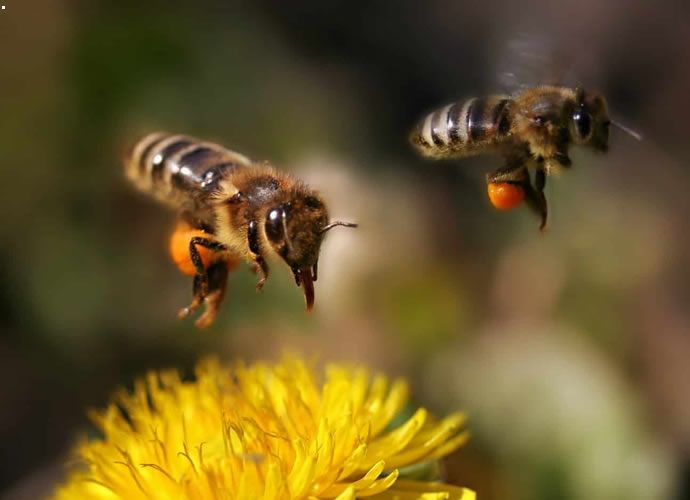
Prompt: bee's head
<box><xmin>264</xmin><ymin>190</ymin><xmax>356</xmax><ymax>311</ymax></box>
<box><xmin>570</xmin><ymin>87</ymin><xmax>610</xmax><ymax>152</ymax></box>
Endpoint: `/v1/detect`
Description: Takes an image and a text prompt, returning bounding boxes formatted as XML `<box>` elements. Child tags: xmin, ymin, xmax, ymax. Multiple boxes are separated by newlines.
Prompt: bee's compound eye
<box><xmin>265</xmin><ymin>207</ymin><xmax>285</xmax><ymax>243</ymax></box>
<box><xmin>573</xmin><ymin>110</ymin><xmax>592</xmax><ymax>140</ymax></box>
<box><xmin>487</xmin><ymin>182</ymin><xmax>524</xmax><ymax>211</ymax></box>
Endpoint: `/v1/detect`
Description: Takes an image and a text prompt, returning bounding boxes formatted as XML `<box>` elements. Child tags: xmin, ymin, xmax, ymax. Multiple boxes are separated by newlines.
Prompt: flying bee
<box><xmin>124</xmin><ymin>133</ymin><xmax>357</xmax><ymax>328</ymax></box>
<box><xmin>410</xmin><ymin>86</ymin><xmax>641</xmax><ymax>229</ymax></box>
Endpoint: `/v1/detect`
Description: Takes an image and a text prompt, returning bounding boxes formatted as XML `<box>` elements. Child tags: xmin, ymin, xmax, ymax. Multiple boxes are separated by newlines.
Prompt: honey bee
<box><xmin>410</xmin><ymin>86</ymin><xmax>640</xmax><ymax>229</ymax></box>
<box><xmin>125</xmin><ymin>133</ymin><xmax>357</xmax><ymax>328</ymax></box>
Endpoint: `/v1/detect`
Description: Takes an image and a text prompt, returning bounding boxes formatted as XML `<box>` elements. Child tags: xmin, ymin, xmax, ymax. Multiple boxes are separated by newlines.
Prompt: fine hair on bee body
<box><xmin>124</xmin><ymin>132</ymin><xmax>357</xmax><ymax>328</ymax></box>
<box><xmin>410</xmin><ymin>85</ymin><xmax>617</xmax><ymax>229</ymax></box>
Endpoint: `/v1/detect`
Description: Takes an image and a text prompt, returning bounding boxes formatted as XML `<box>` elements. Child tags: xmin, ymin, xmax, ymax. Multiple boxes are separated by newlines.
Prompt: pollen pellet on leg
<box><xmin>169</xmin><ymin>224</ymin><xmax>215</xmax><ymax>276</ymax></box>
<box><xmin>487</xmin><ymin>182</ymin><xmax>524</xmax><ymax>210</ymax></box>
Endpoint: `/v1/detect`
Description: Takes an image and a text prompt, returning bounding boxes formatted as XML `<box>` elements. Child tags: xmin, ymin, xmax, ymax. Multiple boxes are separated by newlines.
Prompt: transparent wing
<box><xmin>492</xmin><ymin>32</ymin><xmax>574</xmax><ymax>94</ymax></box>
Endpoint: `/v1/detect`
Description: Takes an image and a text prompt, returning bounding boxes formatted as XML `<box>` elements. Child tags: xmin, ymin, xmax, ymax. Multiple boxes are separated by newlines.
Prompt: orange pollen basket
<box><xmin>169</xmin><ymin>223</ymin><xmax>215</xmax><ymax>276</ymax></box>
<box><xmin>487</xmin><ymin>182</ymin><xmax>525</xmax><ymax>210</ymax></box>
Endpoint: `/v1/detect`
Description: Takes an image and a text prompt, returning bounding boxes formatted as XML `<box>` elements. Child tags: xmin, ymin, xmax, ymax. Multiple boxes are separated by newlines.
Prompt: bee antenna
<box><xmin>281</xmin><ymin>209</ymin><xmax>294</xmax><ymax>253</ymax></box>
<box><xmin>321</xmin><ymin>221</ymin><xmax>358</xmax><ymax>234</ymax></box>
<box><xmin>611</xmin><ymin>119</ymin><xmax>643</xmax><ymax>141</ymax></box>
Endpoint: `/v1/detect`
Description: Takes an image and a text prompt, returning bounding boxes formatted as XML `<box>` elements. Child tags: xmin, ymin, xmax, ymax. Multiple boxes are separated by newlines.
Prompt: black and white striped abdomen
<box><xmin>410</xmin><ymin>96</ymin><xmax>513</xmax><ymax>158</ymax></box>
<box><xmin>125</xmin><ymin>132</ymin><xmax>252</xmax><ymax>207</ymax></box>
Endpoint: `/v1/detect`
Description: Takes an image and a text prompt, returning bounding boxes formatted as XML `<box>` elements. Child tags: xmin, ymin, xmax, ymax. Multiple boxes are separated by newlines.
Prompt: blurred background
<box><xmin>1</xmin><ymin>1</ymin><xmax>689</xmax><ymax>498</ymax></box>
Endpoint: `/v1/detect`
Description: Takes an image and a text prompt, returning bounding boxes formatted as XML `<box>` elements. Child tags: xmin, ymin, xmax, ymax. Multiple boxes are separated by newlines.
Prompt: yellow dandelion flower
<box><xmin>55</xmin><ymin>356</ymin><xmax>474</xmax><ymax>500</ymax></box>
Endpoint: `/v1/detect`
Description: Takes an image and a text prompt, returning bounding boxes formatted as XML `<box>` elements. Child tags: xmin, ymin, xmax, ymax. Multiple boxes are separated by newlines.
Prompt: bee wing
<box><xmin>493</xmin><ymin>32</ymin><xmax>574</xmax><ymax>94</ymax></box>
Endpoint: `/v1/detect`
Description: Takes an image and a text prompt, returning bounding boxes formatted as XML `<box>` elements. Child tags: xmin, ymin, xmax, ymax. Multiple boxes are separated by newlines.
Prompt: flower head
<box><xmin>55</xmin><ymin>356</ymin><xmax>474</xmax><ymax>499</ymax></box>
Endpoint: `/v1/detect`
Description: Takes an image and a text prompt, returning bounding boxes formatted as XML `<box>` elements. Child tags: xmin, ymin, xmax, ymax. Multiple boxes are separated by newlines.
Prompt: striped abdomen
<box><xmin>411</xmin><ymin>96</ymin><xmax>513</xmax><ymax>158</ymax></box>
<box><xmin>125</xmin><ymin>133</ymin><xmax>252</xmax><ymax>209</ymax></box>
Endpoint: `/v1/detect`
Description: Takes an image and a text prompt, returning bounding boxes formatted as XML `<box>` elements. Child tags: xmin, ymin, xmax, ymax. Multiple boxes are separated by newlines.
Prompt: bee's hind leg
<box><xmin>487</xmin><ymin>164</ymin><xmax>548</xmax><ymax>230</ymax></box>
<box><xmin>178</xmin><ymin>273</ymin><xmax>205</xmax><ymax>321</ymax></box>
<box><xmin>177</xmin><ymin>237</ymin><xmax>230</xmax><ymax>328</ymax></box>
<box><xmin>486</xmin><ymin>164</ymin><xmax>529</xmax><ymax>184</ymax></box>
<box><xmin>193</xmin><ymin>260</ymin><xmax>233</xmax><ymax>329</ymax></box>
<box><xmin>522</xmin><ymin>167</ymin><xmax>548</xmax><ymax>231</ymax></box>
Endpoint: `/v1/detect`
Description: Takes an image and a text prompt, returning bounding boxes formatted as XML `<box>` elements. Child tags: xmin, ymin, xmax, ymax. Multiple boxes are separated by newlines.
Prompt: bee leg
<box><xmin>554</xmin><ymin>126</ymin><xmax>572</xmax><ymax>168</ymax></box>
<box><xmin>178</xmin><ymin>237</ymin><xmax>228</xmax><ymax>324</ymax></box>
<box><xmin>554</xmin><ymin>152</ymin><xmax>572</xmax><ymax>168</ymax></box>
<box><xmin>189</xmin><ymin>236</ymin><xmax>228</xmax><ymax>296</ymax></box>
<box><xmin>543</xmin><ymin>152</ymin><xmax>571</xmax><ymax>175</ymax></box>
<box><xmin>178</xmin><ymin>274</ymin><xmax>206</xmax><ymax>320</ymax></box>
<box><xmin>523</xmin><ymin>167</ymin><xmax>548</xmax><ymax>230</ymax></box>
<box><xmin>247</xmin><ymin>219</ymin><xmax>269</xmax><ymax>291</ymax></box>
<box><xmin>250</xmin><ymin>256</ymin><xmax>269</xmax><ymax>292</ymax></box>
<box><xmin>194</xmin><ymin>260</ymin><xmax>230</xmax><ymax>329</ymax></box>
<box><xmin>486</xmin><ymin>164</ymin><xmax>529</xmax><ymax>184</ymax></box>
